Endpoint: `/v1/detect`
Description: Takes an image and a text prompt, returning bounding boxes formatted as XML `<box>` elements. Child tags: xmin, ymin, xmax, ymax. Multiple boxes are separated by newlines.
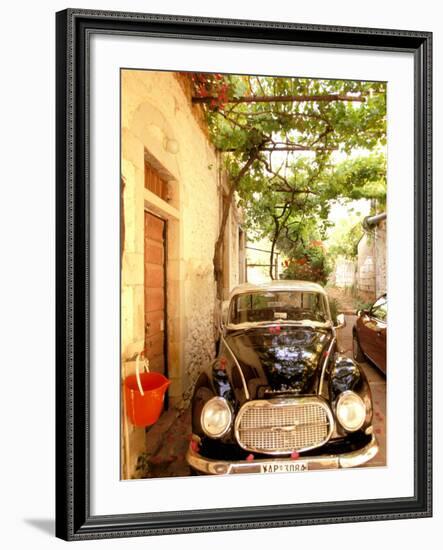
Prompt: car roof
<box><xmin>229</xmin><ymin>280</ymin><xmax>327</xmax><ymax>299</ymax></box>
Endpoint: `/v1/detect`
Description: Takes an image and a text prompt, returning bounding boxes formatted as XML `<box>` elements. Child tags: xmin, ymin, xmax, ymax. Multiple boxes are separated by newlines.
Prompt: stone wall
<box><xmin>374</xmin><ymin>219</ymin><xmax>387</xmax><ymax>296</ymax></box>
<box><xmin>357</xmin><ymin>234</ymin><xmax>375</xmax><ymax>296</ymax></box>
<box><xmin>120</xmin><ymin>70</ymin><xmax>243</xmax><ymax>478</ymax></box>
<box><xmin>228</xmin><ymin>208</ymin><xmax>243</xmax><ymax>292</ymax></box>
<box><xmin>356</xmin><ymin>218</ymin><xmax>387</xmax><ymax>299</ymax></box>
<box><xmin>333</xmin><ymin>257</ymin><xmax>356</xmax><ymax>288</ymax></box>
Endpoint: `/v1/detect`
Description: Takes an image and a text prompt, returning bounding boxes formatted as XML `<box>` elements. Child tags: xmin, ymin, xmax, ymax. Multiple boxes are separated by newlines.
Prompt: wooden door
<box><xmin>144</xmin><ymin>211</ymin><xmax>166</xmax><ymax>376</ymax></box>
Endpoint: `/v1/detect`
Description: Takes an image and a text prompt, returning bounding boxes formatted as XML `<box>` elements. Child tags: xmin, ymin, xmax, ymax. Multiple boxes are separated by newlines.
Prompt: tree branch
<box><xmin>213</xmin><ymin>150</ymin><xmax>261</xmax><ymax>299</ymax></box>
<box><xmin>228</xmin><ymin>109</ymin><xmax>332</xmax><ymax>125</ymax></box>
<box><xmin>222</xmin><ymin>145</ymin><xmax>337</xmax><ymax>152</ymax></box>
<box><xmin>193</xmin><ymin>93</ymin><xmax>366</xmax><ymax>105</ymax></box>
<box><xmin>274</xmin><ymin>187</ymin><xmax>319</xmax><ymax>195</ymax></box>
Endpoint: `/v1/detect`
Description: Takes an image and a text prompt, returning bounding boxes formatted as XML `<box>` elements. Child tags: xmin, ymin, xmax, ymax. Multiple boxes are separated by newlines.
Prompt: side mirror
<box><xmin>335</xmin><ymin>313</ymin><xmax>346</xmax><ymax>329</ymax></box>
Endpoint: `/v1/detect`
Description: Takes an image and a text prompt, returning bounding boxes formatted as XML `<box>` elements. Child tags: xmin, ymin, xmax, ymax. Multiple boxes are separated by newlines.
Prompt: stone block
<box><xmin>122</xmin><ymin>252</ymin><xmax>144</xmax><ymax>286</ymax></box>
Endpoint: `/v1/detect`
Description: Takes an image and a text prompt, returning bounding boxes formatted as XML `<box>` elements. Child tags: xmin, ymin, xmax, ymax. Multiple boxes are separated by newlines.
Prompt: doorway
<box><xmin>144</xmin><ymin>211</ymin><xmax>168</xmax><ymax>381</ymax></box>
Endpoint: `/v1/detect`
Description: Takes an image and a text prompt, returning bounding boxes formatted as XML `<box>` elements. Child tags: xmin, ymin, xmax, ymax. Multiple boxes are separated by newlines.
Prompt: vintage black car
<box><xmin>186</xmin><ymin>280</ymin><xmax>378</xmax><ymax>475</ymax></box>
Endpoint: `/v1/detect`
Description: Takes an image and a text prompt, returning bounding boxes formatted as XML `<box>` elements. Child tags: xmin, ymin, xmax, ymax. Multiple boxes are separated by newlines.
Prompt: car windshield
<box><xmin>229</xmin><ymin>290</ymin><xmax>329</xmax><ymax>325</ymax></box>
<box><xmin>371</xmin><ymin>296</ymin><xmax>387</xmax><ymax>322</ymax></box>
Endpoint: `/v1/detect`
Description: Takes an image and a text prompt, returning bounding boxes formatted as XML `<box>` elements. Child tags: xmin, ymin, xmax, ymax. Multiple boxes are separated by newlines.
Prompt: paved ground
<box><xmin>135</xmin><ymin>406</ymin><xmax>192</xmax><ymax>478</ymax></box>
<box><xmin>326</xmin><ymin>286</ymin><xmax>362</xmax><ymax>314</ymax></box>
<box><xmin>136</xmin><ymin>289</ymin><xmax>386</xmax><ymax>478</ymax></box>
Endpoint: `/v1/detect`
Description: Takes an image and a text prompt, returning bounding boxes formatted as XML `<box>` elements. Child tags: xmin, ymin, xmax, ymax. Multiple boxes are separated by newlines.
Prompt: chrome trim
<box><xmin>334</xmin><ymin>313</ymin><xmax>346</xmax><ymax>330</ymax></box>
<box><xmin>234</xmin><ymin>396</ymin><xmax>334</xmax><ymax>455</ymax></box>
<box><xmin>318</xmin><ymin>336</ymin><xmax>336</xmax><ymax>396</ymax></box>
<box><xmin>221</xmin><ymin>333</ymin><xmax>250</xmax><ymax>400</ymax></box>
<box><xmin>225</xmin><ymin>320</ymin><xmax>332</xmax><ymax>331</ymax></box>
<box><xmin>200</xmin><ymin>396</ymin><xmax>233</xmax><ymax>439</ymax></box>
<box><xmin>187</xmin><ymin>434</ymin><xmax>378</xmax><ymax>475</ymax></box>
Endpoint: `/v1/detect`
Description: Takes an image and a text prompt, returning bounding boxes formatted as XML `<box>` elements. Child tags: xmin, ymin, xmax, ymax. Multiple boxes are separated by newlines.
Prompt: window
<box><xmin>229</xmin><ymin>291</ymin><xmax>328</xmax><ymax>325</ymax></box>
<box><xmin>371</xmin><ymin>296</ymin><xmax>387</xmax><ymax>322</ymax></box>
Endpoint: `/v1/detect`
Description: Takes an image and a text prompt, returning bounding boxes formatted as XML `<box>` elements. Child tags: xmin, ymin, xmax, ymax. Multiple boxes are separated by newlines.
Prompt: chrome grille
<box><xmin>235</xmin><ymin>398</ymin><xmax>333</xmax><ymax>454</ymax></box>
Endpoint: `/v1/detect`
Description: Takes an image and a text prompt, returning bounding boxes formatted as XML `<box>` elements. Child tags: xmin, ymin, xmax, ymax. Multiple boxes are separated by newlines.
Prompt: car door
<box><xmin>358</xmin><ymin>296</ymin><xmax>387</xmax><ymax>374</ymax></box>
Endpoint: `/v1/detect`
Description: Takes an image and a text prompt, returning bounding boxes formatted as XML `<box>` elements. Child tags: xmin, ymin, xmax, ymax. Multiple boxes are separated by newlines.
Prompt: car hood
<box><xmin>225</xmin><ymin>326</ymin><xmax>332</xmax><ymax>396</ymax></box>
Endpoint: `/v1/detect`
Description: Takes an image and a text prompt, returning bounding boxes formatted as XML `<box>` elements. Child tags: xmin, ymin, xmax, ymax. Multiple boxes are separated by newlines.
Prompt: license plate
<box><xmin>261</xmin><ymin>461</ymin><xmax>308</xmax><ymax>474</ymax></box>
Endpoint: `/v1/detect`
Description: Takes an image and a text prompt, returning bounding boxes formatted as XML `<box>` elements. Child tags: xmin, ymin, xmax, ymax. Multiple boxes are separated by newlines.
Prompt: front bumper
<box><xmin>186</xmin><ymin>434</ymin><xmax>378</xmax><ymax>475</ymax></box>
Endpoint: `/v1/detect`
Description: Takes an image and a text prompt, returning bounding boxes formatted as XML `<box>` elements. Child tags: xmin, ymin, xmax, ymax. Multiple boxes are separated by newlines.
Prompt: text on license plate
<box><xmin>261</xmin><ymin>461</ymin><xmax>308</xmax><ymax>474</ymax></box>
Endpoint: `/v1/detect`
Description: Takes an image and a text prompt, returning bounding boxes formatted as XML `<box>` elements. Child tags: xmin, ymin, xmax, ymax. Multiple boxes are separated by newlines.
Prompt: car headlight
<box><xmin>201</xmin><ymin>397</ymin><xmax>232</xmax><ymax>438</ymax></box>
<box><xmin>336</xmin><ymin>391</ymin><xmax>366</xmax><ymax>432</ymax></box>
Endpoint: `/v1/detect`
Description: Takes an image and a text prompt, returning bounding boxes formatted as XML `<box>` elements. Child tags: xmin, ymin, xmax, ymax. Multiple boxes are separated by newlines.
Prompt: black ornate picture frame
<box><xmin>55</xmin><ymin>9</ymin><xmax>432</xmax><ymax>541</ymax></box>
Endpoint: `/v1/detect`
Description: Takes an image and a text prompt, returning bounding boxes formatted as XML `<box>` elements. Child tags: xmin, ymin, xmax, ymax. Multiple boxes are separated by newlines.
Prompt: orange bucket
<box><xmin>124</xmin><ymin>354</ymin><xmax>170</xmax><ymax>427</ymax></box>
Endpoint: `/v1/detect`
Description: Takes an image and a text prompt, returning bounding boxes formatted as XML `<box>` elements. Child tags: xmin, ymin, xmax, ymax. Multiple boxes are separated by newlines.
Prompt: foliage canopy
<box><xmin>189</xmin><ymin>72</ymin><xmax>387</xmax><ymax>288</ymax></box>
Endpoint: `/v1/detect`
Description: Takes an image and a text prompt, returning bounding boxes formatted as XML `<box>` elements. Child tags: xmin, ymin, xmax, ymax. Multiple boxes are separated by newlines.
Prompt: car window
<box><xmin>371</xmin><ymin>297</ymin><xmax>387</xmax><ymax>322</ymax></box>
<box><xmin>229</xmin><ymin>291</ymin><xmax>328</xmax><ymax>324</ymax></box>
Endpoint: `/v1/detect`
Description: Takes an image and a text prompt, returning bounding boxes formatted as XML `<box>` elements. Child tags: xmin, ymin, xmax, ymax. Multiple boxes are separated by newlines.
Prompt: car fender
<box><xmin>328</xmin><ymin>354</ymin><xmax>373</xmax><ymax>428</ymax></box>
<box><xmin>191</xmin><ymin>359</ymin><xmax>236</xmax><ymax>437</ymax></box>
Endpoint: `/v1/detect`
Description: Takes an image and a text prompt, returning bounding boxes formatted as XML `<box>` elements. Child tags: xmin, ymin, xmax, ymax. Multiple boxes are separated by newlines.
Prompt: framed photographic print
<box><xmin>55</xmin><ymin>9</ymin><xmax>432</xmax><ymax>541</ymax></box>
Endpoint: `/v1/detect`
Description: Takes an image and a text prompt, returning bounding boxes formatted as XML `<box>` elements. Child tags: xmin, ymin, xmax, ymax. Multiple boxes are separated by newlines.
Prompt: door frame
<box><xmin>142</xmin><ymin>188</ymin><xmax>183</xmax><ymax>407</ymax></box>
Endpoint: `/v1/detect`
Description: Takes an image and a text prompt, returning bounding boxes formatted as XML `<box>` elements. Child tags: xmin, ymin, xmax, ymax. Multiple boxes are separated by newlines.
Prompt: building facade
<box><xmin>121</xmin><ymin>70</ymin><xmax>245</xmax><ymax>478</ymax></box>
<box><xmin>332</xmin><ymin>257</ymin><xmax>357</xmax><ymax>288</ymax></box>
<box><xmin>357</xmin><ymin>214</ymin><xmax>387</xmax><ymax>299</ymax></box>
<box><xmin>329</xmin><ymin>213</ymin><xmax>386</xmax><ymax>302</ymax></box>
